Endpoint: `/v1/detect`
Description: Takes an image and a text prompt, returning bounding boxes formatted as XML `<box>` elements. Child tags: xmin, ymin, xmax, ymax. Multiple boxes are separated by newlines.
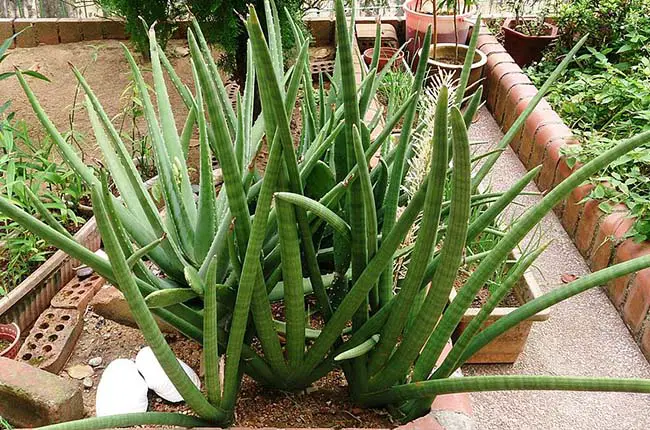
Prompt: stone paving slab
<box><xmin>0</xmin><ymin>357</ymin><xmax>83</xmax><ymax>427</ymax></box>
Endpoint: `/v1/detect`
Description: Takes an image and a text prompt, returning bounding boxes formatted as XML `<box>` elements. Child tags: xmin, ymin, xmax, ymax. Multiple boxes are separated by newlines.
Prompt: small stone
<box><xmin>174</xmin><ymin>46</ymin><xmax>190</xmax><ymax>57</ymax></box>
<box><xmin>67</xmin><ymin>364</ymin><xmax>94</xmax><ymax>379</ymax></box>
<box><xmin>82</xmin><ymin>377</ymin><xmax>93</xmax><ymax>388</ymax></box>
<box><xmin>76</xmin><ymin>265</ymin><xmax>93</xmax><ymax>279</ymax></box>
<box><xmin>88</xmin><ymin>357</ymin><xmax>103</xmax><ymax>367</ymax></box>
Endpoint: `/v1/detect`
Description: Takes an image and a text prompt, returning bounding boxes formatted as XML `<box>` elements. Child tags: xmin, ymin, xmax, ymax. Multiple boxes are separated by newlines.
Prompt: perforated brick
<box><xmin>225</xmin><ymin>82</ymin><xmax>240</xmax><ymax>110</ymax></box>
<box><xmin>17</xmin><ymin>308</ymin><xmax>82</xmax><ymax>374</ymax></box>
<box><xmin>311</xmin><ymin>59</ymin><xmax>336</xmax><ymax>77</ymax></box>
<box><xmin>51</xmin><ymin>274</ymin><xmax>104</xmax><ymax>311</ymax></box>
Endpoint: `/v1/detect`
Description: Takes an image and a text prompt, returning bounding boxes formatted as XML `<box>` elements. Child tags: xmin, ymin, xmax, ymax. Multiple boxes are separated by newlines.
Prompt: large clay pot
<box><xmin>0</xmin><ymin>323</ymin><xmax>20</xmax><ymax>359</ymax></box>
<box><xmin>421</xmin><ymin>43</ymin><xmax>487</xmax><ymax>94</ymax></box>
<box><xmin>403</xmin><ymin>0</ymin><xmax>472</xmax><ymax>59</ymax></box>
<box><xmin>502</xmin><ymin>18</ymin><xmax>559</xmax><ymax>67</ymax></box>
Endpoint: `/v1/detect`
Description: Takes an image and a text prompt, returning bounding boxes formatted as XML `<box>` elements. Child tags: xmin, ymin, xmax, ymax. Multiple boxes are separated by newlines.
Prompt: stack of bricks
<box><xmin>476</xmin><ymin>21</ymin><xmax>650</xmax><ymax>361</ymax></box>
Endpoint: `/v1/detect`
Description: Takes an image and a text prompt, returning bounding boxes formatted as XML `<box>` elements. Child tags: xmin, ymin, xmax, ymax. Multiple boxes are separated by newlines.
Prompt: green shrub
<box><xmin>96</xmin><ymin>0</ymin><xmax>303</xmax><ymax>72</ymax></box>
<box><xmin>527</xmin><ymin>0</ymin><xmax>650</xmax><ymax>241</ymax></box>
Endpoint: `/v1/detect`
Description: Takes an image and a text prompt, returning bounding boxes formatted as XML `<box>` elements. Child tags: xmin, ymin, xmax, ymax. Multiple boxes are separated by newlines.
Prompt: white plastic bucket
<box><xmin>403</xmin><ymin>0</ymin><xmax>472</xmax><ymax>58</ymax></box>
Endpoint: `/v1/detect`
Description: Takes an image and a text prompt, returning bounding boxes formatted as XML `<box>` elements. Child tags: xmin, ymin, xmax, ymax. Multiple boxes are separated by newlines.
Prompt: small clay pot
<box><xmin>0</xmin><ymin>323</ymin><xmax>20</xmax><ymax>359</ymax></box>
<box><xmin>362</xmin><ymin>47</ymin><xmax>405</xmax><ymax>72</ymax></box>
<box><xmin>502</xmin><ymin>18</ymin><xmax>559</xmax><ymax>67</ymax></box>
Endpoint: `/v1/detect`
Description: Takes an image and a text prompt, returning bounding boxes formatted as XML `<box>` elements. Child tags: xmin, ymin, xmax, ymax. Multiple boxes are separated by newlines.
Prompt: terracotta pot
<box><xmin>449</xmin><ymin>249</ymin><xmax>550</xmax><ymax>363</ymax></box>
<box><xmin>0</xmin><ymin>323</ymin><xmax>20</xmax><ymax>359</ymax></box>
<box><xmin>403</xmin><ymin>0</ymin><xmax>473</xmax><ymax>60</ymax></box>
<box><xmin>420</xmin><ymin>43</ymin><xmax>486</xmax><ymax>94</ymax></box>
<box><xmin>502</xmin><ymin>17</ymin><xmax>559</xmax><ymax>67</ymax></box>
<box><xmin>362</xmin><ymin>47</ymin><xmax>405</xmax><ymax>72</ymax></box>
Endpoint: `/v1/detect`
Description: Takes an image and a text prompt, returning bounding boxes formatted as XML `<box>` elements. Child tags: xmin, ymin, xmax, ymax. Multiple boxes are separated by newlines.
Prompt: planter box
<box><xmin>450</xmin><ymin>249</ymin><xmax>549</xmax><ymax>363</ymax></box>
<box><xmin>0</xmin><ymin>218</ymin><xmax>101</xmax><ymax>332</ymax></box>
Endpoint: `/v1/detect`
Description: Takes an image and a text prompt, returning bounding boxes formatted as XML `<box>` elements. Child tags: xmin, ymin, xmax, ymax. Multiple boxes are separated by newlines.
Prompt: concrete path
<box><xmin>463</xmin><ymin>107</ymin><xmax>650</xmax><ymax>430</ymax></box>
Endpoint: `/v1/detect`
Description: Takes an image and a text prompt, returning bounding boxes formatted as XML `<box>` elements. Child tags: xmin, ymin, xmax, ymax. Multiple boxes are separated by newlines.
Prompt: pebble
<box><xmin>88</xmin><ymin>357</ymin><xmax>103</xmax><ymax>367</ymax></box>
<box><xmin>76</xmin><ymin>265</ymin><xmax>93</xmax><ymax>279</ymax></box>
<box><xmin>83</xmin><ymin>376</ymin><xmax>93</xmax><ymax>388</ymax></box>
<box><xmin>67</xmin><ymin>364</ymin><xmax>94</xmax><ymax>379</ymax></box>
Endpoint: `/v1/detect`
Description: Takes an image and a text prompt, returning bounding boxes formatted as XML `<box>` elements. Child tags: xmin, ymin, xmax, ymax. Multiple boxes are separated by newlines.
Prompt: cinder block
<box><xmin>34</xmin><ymin>18</ymin><xmax>59</xmax><ymax>45</ymax></box>
<box><xmin>57</xmin><ymin>18</ymin><xmax>83</xmax><ymax>44</ymax></box>
<box><xmin>80</xmin><ymin>18</ymin><xmax>103</xmax><ymax>41</ymax></box>
<box><xmin>13</xmin><ymin>19</ymin><xmax>37</xmax><ymax>48</ymax></box>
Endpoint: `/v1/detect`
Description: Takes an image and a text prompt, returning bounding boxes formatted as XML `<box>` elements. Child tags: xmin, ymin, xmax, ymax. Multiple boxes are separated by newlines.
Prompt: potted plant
<box><xmin>0</xmin><ymin>322</ymin><xmax>20</xmax><ymax>359</ymax></box>
<box><xmin>3</xmin><ymin>1</ymin><xmax>650</xmax><ymax>428</ymax></box>
<box><xmin>408</xmin><ymin>0</ymin><xmax>486</xmax><ymax>93</ymax></box>
<box><xmin>502</xmin><ymin>0</ymin><xmax>560</xmax><ymax>66</ymax></box>
<box><xmin>403</xmin><ymin>0</ymin><xmax>476</xmax><ymax>57</ymax></box>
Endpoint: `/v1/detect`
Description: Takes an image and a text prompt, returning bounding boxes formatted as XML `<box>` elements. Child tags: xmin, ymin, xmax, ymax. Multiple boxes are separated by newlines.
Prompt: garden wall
<box><xmin>476</xmin><ymin>23</ymin><xmax>650</xmax><ymax>361</ymax></box>
<box><xmin>0</xmin><ymin>17</ymin><xmax>192</xmax><ymax>47</ymax></box>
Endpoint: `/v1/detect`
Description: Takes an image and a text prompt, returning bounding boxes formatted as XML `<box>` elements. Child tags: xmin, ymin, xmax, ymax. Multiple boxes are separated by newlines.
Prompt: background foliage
<box><xmin>95</xmin><ymin>0</ymin><xmax>303</xmax><ymax>72</ymax></box>
<box><xmin>527</xmin><ymin>0</ymin><xmax>650</xmax><ymax>241</ymax></box>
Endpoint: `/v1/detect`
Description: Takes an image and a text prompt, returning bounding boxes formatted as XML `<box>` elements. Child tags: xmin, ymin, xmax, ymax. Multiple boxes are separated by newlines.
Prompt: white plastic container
<box><xmin>135</xmin><ymin>346</ymin><xmax>201</xmax><ymax>403</ymax></box>
<box><xmin>95</xmin><ymin>359</ymin><xmax>149</xmax><ymax>416</ymax></box>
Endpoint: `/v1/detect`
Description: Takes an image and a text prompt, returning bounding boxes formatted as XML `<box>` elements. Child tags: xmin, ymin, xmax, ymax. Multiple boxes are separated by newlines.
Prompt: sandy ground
<box><xmin>465</xmin><ymin>107</ymin><xmax>650</xmax><ymax>430</ymax></box>
<box><xmin>1</xmin><ymin>39</ymin><xmax>226</xmax><ymax>162</ymax></box>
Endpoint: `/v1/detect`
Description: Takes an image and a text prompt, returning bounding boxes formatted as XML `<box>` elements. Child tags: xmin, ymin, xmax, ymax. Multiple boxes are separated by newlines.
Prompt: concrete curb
<box><xmin>477</xmin><ymin>21</ymin><xmax>650</xmax><ymax>362</ymax></box>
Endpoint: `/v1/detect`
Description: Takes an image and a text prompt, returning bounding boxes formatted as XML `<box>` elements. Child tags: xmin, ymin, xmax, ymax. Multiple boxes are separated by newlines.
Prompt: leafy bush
<box><xmin>4</xmin><ymin>1</ymin><xmax>650</xmax><ymax>428</ymax></box>
<box><xmin>527</xmin><ymin>0</ymin><xmax>650</xmax><ymax>241</ymax></box>
<box><xmin>97</xmin><ymin>0</ymin><xmax>184</xmax><ymax>57</ymax></box>
<box><xmin>0</xmin><ymin>120</ymin><xmax>89</xmax><ymax>295</ymax></box>
<box><xmin>554</xmin><ymin>0</ymin><xmax>648</xmax><ymax>54</ymax></box>
<box><xmin>96</xmin><ymin>0</ymin><xmax>303</xmax><ymax>72</ymax></box>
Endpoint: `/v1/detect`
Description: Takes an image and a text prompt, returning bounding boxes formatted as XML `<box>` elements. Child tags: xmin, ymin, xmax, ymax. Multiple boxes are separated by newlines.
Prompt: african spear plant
<box><xmin>3</xmin><ymin>0</ymin><xmax>650</xmax><ymax>428</ymax></box>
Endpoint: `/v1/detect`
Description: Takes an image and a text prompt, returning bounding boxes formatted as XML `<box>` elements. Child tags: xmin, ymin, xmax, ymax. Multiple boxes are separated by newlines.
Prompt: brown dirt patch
<box><xmin>64</xmin><ymin>311</ymin><xmax>395</xmax><ymax>428</ymax></box>
<box><xmin>1</xmin><ymin>39</ymin><xmax>226</xmax><ymax>163</ymax></box>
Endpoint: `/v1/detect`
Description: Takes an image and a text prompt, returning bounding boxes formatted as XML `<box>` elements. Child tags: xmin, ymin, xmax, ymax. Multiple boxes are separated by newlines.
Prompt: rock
<box><xmin>76</xmin><ymin>265</ymin><xmax>93</xmax><ymax>279</ymax></box>
<box><xmin>83</xmin><ymin>377</ymin><xmax>93</xmax><ymax>388</ymax></box>
<box><xmin>0</xmin><ymin>357</ymin><xmax>83</xmax><ymax>427</ymax></box>
<box><xmin>90</xmin><ymin>285</ymin><xmax>177</xmax><ymax>333</ymax></box>
<box><xmin>67</xmin><ymin>364</ymin><xmax>94</xmax><ymax>379</ymax></box>
<box><xmin>174</xmin><ymin>46</ymin><xmax>190</xmax><ymax>57</ymax></box>
<box><xmin>88</xmin><ymin>356</ymin><xmax>103</xmax><ymax>367</ymax></box>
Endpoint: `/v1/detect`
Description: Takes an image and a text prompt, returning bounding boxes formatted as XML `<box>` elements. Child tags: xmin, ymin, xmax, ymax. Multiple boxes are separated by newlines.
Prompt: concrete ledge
<box><xmin>0</xmin><ymin>357</ymin><xmax>83</xmax><ymax>427</ymax></box>
<box><xmin>478</xmin><ymin>21</ymin><xmax>650</xmax><ymax>361</ymax></box>
<box><xmin>0</xmin><ymin>18</ymin><xmax>167</xmax><ymax>47</ymax></box>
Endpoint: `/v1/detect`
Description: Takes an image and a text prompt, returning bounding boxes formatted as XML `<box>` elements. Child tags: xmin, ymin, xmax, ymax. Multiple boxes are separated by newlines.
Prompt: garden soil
<box><xmin>1</xmin><ymin>39</ymin><xmax>226</xmax><ymax>163</ymax></box>
<box><xmin>65</xmin><ymin>310</ymin><xmax>394</xmax><ymax>428</ymax></box>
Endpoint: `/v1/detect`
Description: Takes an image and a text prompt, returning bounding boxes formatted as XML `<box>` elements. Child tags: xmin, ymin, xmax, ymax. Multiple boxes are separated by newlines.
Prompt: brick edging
<box><xmin>477</xmin><ymin>22</ymin><xmax>650</xmax><ymax>361</ymax></box>
<box><xmin>0</xmin><ymin>18</ymin><xmax>191</xmax><ymax>48</ymax></box>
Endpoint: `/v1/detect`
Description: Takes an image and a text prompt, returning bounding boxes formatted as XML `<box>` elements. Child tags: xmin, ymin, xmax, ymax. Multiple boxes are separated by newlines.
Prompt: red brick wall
<box><xmin>478</xmin><ymin>23</ymin><xmax>650</xmax><ymax>361</ymax></box>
